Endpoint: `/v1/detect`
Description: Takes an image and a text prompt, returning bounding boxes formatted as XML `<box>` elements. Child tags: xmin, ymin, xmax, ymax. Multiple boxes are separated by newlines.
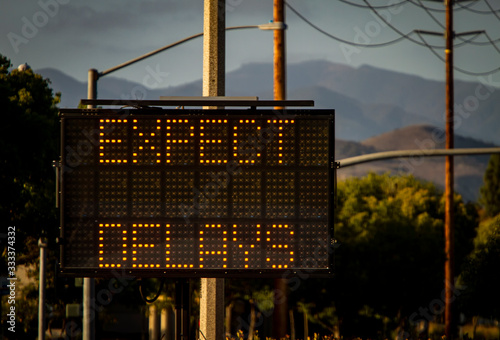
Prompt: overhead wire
<box><xmin>362</xmin><ymin>0</ymin><xmax>446</xmax><ymax>48</ymax></box>
<box><xmin>410</xmin><ymin>0</ymin><xmax>480</xmax><ymax>13</ymax></box>
<box><xmin>287</xmin><ymin>0</ymin><xmax>500</xmax><ymax>75</ymax></box>
<box><xmin>285</xmin><ymin>2</ymin><xmax>408</xmax><ymax>48</ymax></box>
<box><xmin>415</xmin><ymin>30</ymin><xmax>500</xmax><ymax>76</ymax></box>
<box><xmin>363</xmin><ymin>0</ymin><xmax>500</xmax><ymax>50</ymax></box>
<box><xmin>289</xmin><ymin>0</ymin><xmax>499</xmax><ymax>50</ymax></box>
<box><xmin>413</xmin><ymin>0</ymin><xmax>495</xmax><ymax>47</ymax></box>
<box><xmin>339</xmin><ymin>0</ymin><xmax>500</xmax><ymax>49</ymax></box>
<box><xmin>412</xmin><ymin>0</ymin><xmax>500</xmax><ymax>69</ymax></box>
<box><xmin>414</xmin><ymin>0</ymin><xmax>446</xmax><ymax>28</ymax></box>
<box><xmin>484</xmin><ymin>0</ymin><xmax>500</xmax><ymax>21</ymax></box>
<box><xmin>451</xmin><ymin>32</ymin><xmax>487</xmax><ymax>48</ymax></box>
<box><xmin>338</xmin><ymin>0</ymin><xmax>409</xmax><ymax>10</ymax></box>
<box><xmin>407</xmin><ymin>0</ymin><xmax>446</xmax><ymax>13</ymax></box>
<box><xmin>456</xmin><ymin>0</ymin><xmax>500</xmax><ymax>14</ymax></box>
<box><xmin>340</xmin><ymin>0</ymin><xmax>478</xmax><ymax>12</ymax></box>
<box><xmin>468</xmin><ymin>0</ymin><xmax>500</xmax><ymax>46</ymax></box>
<box><xmin>484</xmin><ymin>31</ymin><xmax>500</xmax><ymax>54</ymax></box>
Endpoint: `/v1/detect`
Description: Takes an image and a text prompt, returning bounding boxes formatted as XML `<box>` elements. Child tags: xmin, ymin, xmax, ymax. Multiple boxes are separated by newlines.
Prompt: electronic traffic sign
<box><xmin>59</xmin><ymin>108</ymin><xmax>334</xmax><ymax>277</ymax></box>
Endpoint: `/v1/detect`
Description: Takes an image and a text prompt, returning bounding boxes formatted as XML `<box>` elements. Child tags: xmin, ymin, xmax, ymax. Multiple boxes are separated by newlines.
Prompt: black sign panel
<box><xmin>59</xmin><ymin>109</ymin><xmax>334</xmax><ymax>277</ymax></box>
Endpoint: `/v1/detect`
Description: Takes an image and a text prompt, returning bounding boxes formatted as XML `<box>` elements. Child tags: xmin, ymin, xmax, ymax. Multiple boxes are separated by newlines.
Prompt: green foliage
<box><xmin>1</xmin><ymin>54</ymin><xmax>62</xmax><ymax>339</ymax></box>
<box><xmin>473</xmin><ymin>214</ymin><xmax>500</xmax><ymax>249</ymax></box>
<box><xmin>0</xmin><ymin>54</ymin><xmax>60</xmax><ymax>258</ymax></box>
<box><xmin>458</xmin><ymin>215</ymin><xmax>500</xmax><ymax>319</ymax></box>
<box><xmin>331</xmin><ymin>173</ymin><xmax>477</xmax><ymax>337</ymax></box>
<box><xmin>479</xmin><ymin>154</ymin><xmax>500</xmax><ymax>217</ymax></box>
<box><xmin>458</xmin><ymin>155</ymin><xmax>500</xmax><ymax>320</ymax></box>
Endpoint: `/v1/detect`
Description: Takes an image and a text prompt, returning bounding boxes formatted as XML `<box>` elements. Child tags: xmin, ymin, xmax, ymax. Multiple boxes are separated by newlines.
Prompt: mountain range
<box><xmin>37</xmin><ymin>60</ymin><xmax>499</xmax><ymax>201</ymax></box>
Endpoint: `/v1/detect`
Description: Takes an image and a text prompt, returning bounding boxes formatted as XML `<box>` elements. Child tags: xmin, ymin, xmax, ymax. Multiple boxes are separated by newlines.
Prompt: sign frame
<box><xmin>59</xmin><ymin>108</ymin><xmax>335</xmax><ymax>278</ymax></box>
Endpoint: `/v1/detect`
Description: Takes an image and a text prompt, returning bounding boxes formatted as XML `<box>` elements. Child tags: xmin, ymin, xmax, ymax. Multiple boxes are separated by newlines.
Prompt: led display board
<box><xmin>59</xmin><ymin>108</ymin><xmax>334</xmax><ymax>277</ymax></box>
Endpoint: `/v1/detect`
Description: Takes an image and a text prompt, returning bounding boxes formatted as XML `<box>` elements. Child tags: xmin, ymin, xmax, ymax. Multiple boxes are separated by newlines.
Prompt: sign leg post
<box><xmin>175</xmin><ymin>279</ymin><xmax>190</xmax><ymax>340</ymax></box>
<box><xmin>200</xmin><ymin>0</ymin><xmax>226</xmax><ymax>339</ymax></box>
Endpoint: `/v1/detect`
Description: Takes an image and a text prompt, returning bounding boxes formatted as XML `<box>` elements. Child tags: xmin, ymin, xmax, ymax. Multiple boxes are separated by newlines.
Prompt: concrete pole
<box><xmin>161</xmin><ymin>306</ymin><xmax>174</xmax><ymax>340</ymax></box>
<box><xmin>149</xmin><ymin>304</ymin><xmax>160</xmax><ymax>340</ymax></box>
<box><xmin>200</xmin><ymin>1</ymin><xmax>225</xmax><ymax>339</ymax></box>
<box><xmin>444</xmin><ymin>0</ymin><xmax>455</xmax><ymax>337</ymax></box>
<box><xmin>82</xmin><ymin>271</ymin><xmax>95</xmax><ymax>338</ymax></box>
<box><xmin>39</xmin><ymin>238</ymin><xmax>48</xmax><ymax>340</ymax></box>
<box><xmin>83</xmin><ymin>68</ymin><xmax>98</xmax><ymax>340</ymax></box>
<box><xmin>202</xmin><ymin>0</ymin><xmax>225</xmax><ymax>103</ymax></box>
<box><xmin>200</xmin><ymin>279</ymin><xmax>225</xmax><ymax>340</ymax></box>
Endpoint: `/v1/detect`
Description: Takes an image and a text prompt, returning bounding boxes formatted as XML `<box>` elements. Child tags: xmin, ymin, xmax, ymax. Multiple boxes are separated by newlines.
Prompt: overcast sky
<box><xmin>1</xmin><ymin>0</ymin><xmax>499</xmax><ymax>89</ymax></box>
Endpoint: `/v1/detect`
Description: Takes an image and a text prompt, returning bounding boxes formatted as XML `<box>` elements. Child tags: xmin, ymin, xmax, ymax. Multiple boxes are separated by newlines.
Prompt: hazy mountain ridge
<box><xmin>38</xmin><ymin>60</ymin><xmax>500</xmax><ymax>145</ymax></box>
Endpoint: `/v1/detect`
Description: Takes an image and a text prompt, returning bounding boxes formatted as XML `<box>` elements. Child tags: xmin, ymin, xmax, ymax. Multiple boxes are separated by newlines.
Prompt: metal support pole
<box><xmin>200</xmin><ymin>1</ymin><xmax>226</xmax><ymax>339</ymax></box>
<box><xmin>273</xmin><ymin>0</ymin><xmax>288</xmax><ymax>338</ymax></box>
<box><xmin>39</xmin><ymin>238</ymin><xmax>48</xmax><ymax>340</ymax></box>
<box><xmin>175</xmin><ymin>280</ymin><xmax>190</xmax><ymax>340</ymax></box>
<box><xmin>87</xmin><ymin>69</ymin><xmax>98</xmax><ymax>109</ymax></box>
<box><xmin>83</xmin><ymin>68</ymin><xmax>98</xmax><ymax>340</ymax></box>
<box><xmin>336</xmin><ymin>148</ymin><xmax>500</xmax><ymax>168</ymax></box>
<box><xmin>83</xmin><ymin>279</ymin><xmax>95</xmax><ymax>340</ymax></box>
<box><xmin>444</xmin><ymin>0</ymin><xmax>455</xmax><ymax>337</ymax></box>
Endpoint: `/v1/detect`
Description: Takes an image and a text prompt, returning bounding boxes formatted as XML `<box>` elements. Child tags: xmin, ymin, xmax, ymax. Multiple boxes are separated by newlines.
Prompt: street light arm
<box><xmin>99</xmin><ymin>25</ymin><xmax>258</xmax><ymax>78</ymax></box>
<box><xmin>337</xmin><ymin>147</ymin><xmax>500</xmax><ymax>168</ymax></box>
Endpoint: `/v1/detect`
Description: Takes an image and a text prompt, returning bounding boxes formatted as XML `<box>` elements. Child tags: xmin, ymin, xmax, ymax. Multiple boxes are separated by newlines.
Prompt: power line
<box><xmin>340</xmin><ymin>0</ymin><xmax>480</xmax><ymax>13</ymax></box>
<box><xmin>287</xmin><ymin>0</ymin><xmax>500</xmax><ymax>75</ymax></box>
<box><xmin>338</xmin><ymin>0</ymin><xmax>408</xmax><ymax>10</ymax></box>
<box><xmin>363</xmin><ymin>0</ymin><xmax>500</xmax><ymax>50</ymax></box>
<box><xmin>362</xmin><ymin>0</ymin><xmax>446</xmax><ymax>48</ymax></box>
<box><xmin>415</xmin><ymin>30</ymin><xmax>500</xmax><ymax>76</ymax></box>
<box><xmin>340</xmin><ymin>0</ymin><xmax>500</xmax><ymax>50</ymax></box>
<box><xmin>484</xmin><ymin>31</ymin><xmax>500</xmax><ymax>54</ymax></box>
<box><xmin>285</xmin><ymin>2</ymin><xmax>408</xmax><ymax>47</ymax></box>
<box><xmin>456</xmin><ymin>0</ymin><xmax>500</xmax><ymax>14</ymax></box>
<box><xmin>409</xmin><ymin>0</ymin><xmax>481</xmax><ymax>13</ymax></box>
<box><xmin>413</xmin><ymin>0</ymin><xmax>499</xmax><ymax>47</ymax></box>
<box><xmin>415</xmin><ymin>0</ymin><xmax>446</xmax><ymax>28</ymax></box>
<box><xmin>484</xmin><ymin>0</ymin><xmax>500</xmax><ymax>20</ymax></box>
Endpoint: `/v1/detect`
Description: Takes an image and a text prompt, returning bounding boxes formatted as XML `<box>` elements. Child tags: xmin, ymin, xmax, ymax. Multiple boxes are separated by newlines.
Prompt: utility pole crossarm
<box><xmin>337</xmin><ymin>147</ymin><xmax>500</xmax><ymax>168</ymax></box>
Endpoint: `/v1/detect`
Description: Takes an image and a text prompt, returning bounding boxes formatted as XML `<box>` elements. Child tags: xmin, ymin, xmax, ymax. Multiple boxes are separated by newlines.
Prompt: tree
<box><xmin>328</xmin><ymin>173</ymin><xmax>477</xmax><ymax>338</ymax></box>
<box><xmin>456</xmin><ymin>153</ymin><xmax>500</xmax><ymax>324</ymax></box>
<box><xmin>479</xmin><ymin>154</ymin><xmax>500</xmax><ymax>217</ymax></box>
<box><xmin>458</xmin><ymin>215</ymin><xmax>500</xmax><ymax>320</ymax></box>
<box><xmin>0</xmin><ymin>54</ymin><xmax>60</xmax><ymax>257</ymax></box>
<box><xmin>1</xmin><ymin>54</ymin><xmax>61</xmax><ymax>339</ymax></box>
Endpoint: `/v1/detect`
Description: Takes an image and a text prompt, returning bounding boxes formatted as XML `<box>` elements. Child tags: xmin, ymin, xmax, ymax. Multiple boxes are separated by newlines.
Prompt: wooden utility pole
<box><xmin>444</xmin><ymin>0</ymin><xmax>455</xmax><ymax>338</ymax></box>
<box><xmin>200</xmin><ymin>1</ymin><xmax>225</xmax><ymax>339</ymax></box>
<box><xmin>419</xmin><ymin>1</ymin><xmax>483</xmax><ymax>336</ymax></box>
<box><xmin>273</xmin><ymin>0</ymin><xmax>288</xmax><ymax>338</ymax></box>
<box><xmin>273</xmin><ymin>0</ymin><xmax>286</xmax><ymax>109</ymax></box>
